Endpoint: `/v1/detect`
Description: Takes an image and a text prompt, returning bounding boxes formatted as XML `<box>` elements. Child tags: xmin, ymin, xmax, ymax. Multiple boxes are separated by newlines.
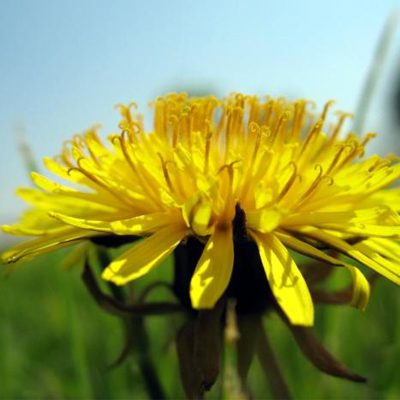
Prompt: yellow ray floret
<box><xmin>3</xmin><ymin>93</ymin><xmax>400</xmax><ymax>326</ymax></box>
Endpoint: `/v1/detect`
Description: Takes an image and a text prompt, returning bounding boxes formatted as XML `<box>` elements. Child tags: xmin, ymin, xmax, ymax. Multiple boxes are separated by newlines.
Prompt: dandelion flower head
<box><xmin>4</xmin><ymin>93</ymin><xmax>400</xmax><ymax>326</ymax></box>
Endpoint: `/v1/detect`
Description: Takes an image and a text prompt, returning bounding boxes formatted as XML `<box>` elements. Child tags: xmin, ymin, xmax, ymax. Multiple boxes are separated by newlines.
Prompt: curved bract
<box><xmin>3</xmin><ymin>93</ymin><xmax>400</xmax><ymax>326</ymax></box>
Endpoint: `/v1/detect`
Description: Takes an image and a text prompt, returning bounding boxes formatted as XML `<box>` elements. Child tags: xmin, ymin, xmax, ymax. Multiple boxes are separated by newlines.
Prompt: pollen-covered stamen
<box><xmin>238</xmin><ymin>124</ymin><xmax>269</xmax><ymax>203</ymax></box>
<box><xmin>232</xmin><ymin>106</ymin><xmax>245</xmax><ymax>143</ymax></box>
<box><xmin>357</xmin><ymin>133</ymin><xmax>377</xmax><ymax>158</ymax></box>
<box><xmin>249</xmin><ymin>123</ymin><xmax>263</xmax><ymax>164</ymax></box>
<box><xmin>277</xmin><ymin>162</ymin><xmax>300</xmax><ymax>202</ymax></box>
<box><xmin>204</xmin><ymin>121</ymin><xmax>213</xmax><ymax>175</ymax></box>
<box><xmin>116</xmin><ymin>103</ymin><xmax>141</xmax><ymax>143</ymax></box>
<box><xmin>115</xmin><ymin>102</ymin><xmax>138</xmax><ymax>125</ymax></box>
<box><xmin>79</xmin><ymin>130</ymin><xmax>104</xmax><ymax>167</ymax></box>
<box><xmin>216</xmin><ymin>103</ymin><xmax>227</xmax><ymax>140</ymax></box>
<box><xmin>114</xmin><ymin>133</ymin><xmax>136</xmax><ymax>172</ymax></box>
<box><xmin>291</xmin><ymin>100</ymin><xmax>307</xmax><ymax>139</ymax></box>
<box><xmin>319</xmin><ymin>100</ymin><xmax>336</xmax><ymax>123</ymax></box>
<box><xmin>224</xmin><ymin>108</ymin><xmax>234</xmax><ymax>163</ymax></box>
<box><xmin>112</xmin><ymin>135</ymin><xmax>161</xmax><ymax>208</ymax></box>
<box><xmin>373</xmin><ymin>159</ymin><xmax>392</xmax><ymax>172</ymax></box>
<box><xmin>72</xmin><ymin>134</ymin><xmax>85</xmax><ymax>149</ymax></box>
<box><xmin>296</xmin><ymin>164</ymin><xmax>325</xmax><ymax>205</ymax></box>
<box><xmin>153</xmin><ymin>97</ymin><xmax>167</xmax><ymax>140</ymax></box>
<box><xmin>158</xmin><ymin>153</ymin><xmax>175</xmax><ymax>194</ymax></box>
<box><xmin>178</xmin><ymin>112</ymin><xmax>192</xmax><ymax>149</ymax></box>
<box><xmin>334</xmin><ymin>140</ymin><xmax>365</xmax><ymax>170</ymax></box>
<box><xmin>269</xmin><ymin>111</ymin><xmax>290</xmax><ymax>148</ymax></box>
<box><xmin>327</xmin><ymin>112</ymin><xmax>354</xmax><ymax>145</ymax></box>
<box><xmin>247</xmin><ymin>96</ymin><xmax>260</xmax><ymax>125</ymax></box>
<box><xmin>59</xmin><ymin>143</ymin><xmax>74</xmax><ymax>168</ymax></box>
<box><xmin>218</xmin><ymin>161</ymin><xmax>240</xmax><ymax>219</ymax></box>
<box><xmin>188</xmin><ymin>103</ymin><xmax>199</xmax><ymax>135</ymax></box>
<box><xmin>169</xmin><ymin>115</ymin><xmax>179</xmax><ymax>148</ymax></box>
<box><xmin>119</xmin><ymin>124</ymin><xmax>141</xmax><ymax>144</ymax></box>
<box><xmin>67</xmin><ymin>158</ymin><xmax>133</xmax><ymax>207</ymax></box>
<box><xmin>297</xmin><ymin>119</ymin><xmax>323</xmax><ymax>159</ymax></box>
<box><xmin>325</xmin><ymin>145</ymin><xmax>346</xmax><ymax>175</ymax></box>
<box><xmin>262</xmin><ymin>99</ymin><xmax>275</xmax><ymax>126</ymax></box>
<box><xmin>165</xmin><ymin>159</ymin><xmax>187</xmax><ymax>200</ymax></box>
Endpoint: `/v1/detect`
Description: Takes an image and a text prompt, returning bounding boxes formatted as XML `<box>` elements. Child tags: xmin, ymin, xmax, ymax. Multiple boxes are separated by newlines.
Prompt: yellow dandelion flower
<box><xmin>3</xmin><ymin>93</ymin><xmax>400</xmax><ymax>326</ymax></box>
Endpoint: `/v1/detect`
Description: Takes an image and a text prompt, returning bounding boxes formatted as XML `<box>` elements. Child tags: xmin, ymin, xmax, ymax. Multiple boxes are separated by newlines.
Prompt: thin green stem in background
<box><xmin>94</xmin><ymin>246</ymin><xmax>167</xmax><ymax>400</ymax></box>
<box><xmin>14</xmin><ymin>123</ymin><xmax>39</xmax><ymax>176</ymax></box>
<box><xmin>257</xmin><ymin>321</ymin><xmax>292</xmax><ymax>400</ymax></box>
<box><xmin>353</xmin><ymin>11</ymin><xmax>399</xmax><ymax>134</ymax></box>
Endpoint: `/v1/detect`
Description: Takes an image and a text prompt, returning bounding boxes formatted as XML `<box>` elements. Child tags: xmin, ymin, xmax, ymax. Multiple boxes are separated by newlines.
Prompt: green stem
<box><xmin>257</xmin><ymin>322</ymin><xmax>292</xmax><ymax>400</ymax></box>
<box><xmin>135</xmin><ymin>318</ymin><xmax>167</xmax><ymax>400</ymax></box>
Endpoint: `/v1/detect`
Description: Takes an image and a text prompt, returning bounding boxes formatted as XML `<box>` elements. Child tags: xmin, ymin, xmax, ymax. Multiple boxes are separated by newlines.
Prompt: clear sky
<box><xmin>1</xmin><ymin>0</ymin><xmax>400</xmax><ymax>235</ymax></box>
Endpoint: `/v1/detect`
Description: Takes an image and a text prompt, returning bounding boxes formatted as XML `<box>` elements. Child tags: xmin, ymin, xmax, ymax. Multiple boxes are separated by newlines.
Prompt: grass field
<box><xmin>1</xmin><ymin>244</ymin><xmax>400</xmax><ymax>399</ymax></box>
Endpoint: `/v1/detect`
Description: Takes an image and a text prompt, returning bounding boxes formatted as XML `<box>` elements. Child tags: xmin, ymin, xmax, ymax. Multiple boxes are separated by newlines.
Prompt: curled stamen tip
<box><xmin>168</xmin><ymin>115</ymin><xmax>179</xmax><ymax>125</ymax></box>
<box><xmin>165</xmin><ymin>159</ymin><xmax>177</xmax><ymax>168</ymax></box>
<box><xmin>314</xmin><ymin>163</ymin><xmax>324</xmax><ymax>173</ymax></box>
<box><xmin>129</xmin><ymin>101</ymin><xmax>138</xmax><ymax>110</ymax></box>
<box><xmin>121</xmin><ymin>130</ymin><xmax>132</xmax><ymax>141</ymax></box>
<box><xmin>218</xmin><ymin>163</ymin><xmax>234</xmax><ymax>175</ymax></box>
<box><xmin>67</xmin><ymin>167</ymin><xmax>77</xmax><ymax>176</ymax></box>
<box><xmin>364</xmin><ymin>132</ymin><xmax>377</xmax><ymax>140</ymax></box>
<box><xmin>325</xmin><ymin>99</ymin><xmax>336</xmax><ymax>107</ymax></box>
<box><xmin>113</xmin><ymin>103</ymin><xmax>125</xmax><ymax>111</ymax></box>
<box><xmin>229</xmin><ymin>159</ymin><xmax>242</xmax><ymax>168</ymax></box>
<box><xmin>110</xmin><ymin>135</ymin><xmax>121</xmax><ymax>145</ymax></box>
<box><xmin>260</xmin><ymin>126</ymin><xmax>271</xmax><ymax>137</ymax></box>
<box><xmin>248</xmin><ymin>122</ymin><xmax>260</xmax><ymax>133</ymax></box>
<box><xmin>288</xmin><ymin>161</ymin><xmax>298</xmax><ymax>171</ymax></box>
<box><xmin>322</xmin><ymin>175</ymin><xmax>334</xmax><ymax>186</ymax></box>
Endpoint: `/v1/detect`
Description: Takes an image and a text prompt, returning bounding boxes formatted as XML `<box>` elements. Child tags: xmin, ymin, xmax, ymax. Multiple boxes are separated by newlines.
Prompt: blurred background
<box><xmin>1</xmin><ymin>0</ymin><xmax>400</xmax><ymax>399</ymax></box>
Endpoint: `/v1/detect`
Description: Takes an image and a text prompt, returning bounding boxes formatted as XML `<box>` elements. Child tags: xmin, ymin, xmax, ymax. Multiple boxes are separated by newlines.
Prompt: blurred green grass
<box><xmin>1</xmin><ymin>245</ymin><xmax>400</xmax><ymax>399</ymax></box>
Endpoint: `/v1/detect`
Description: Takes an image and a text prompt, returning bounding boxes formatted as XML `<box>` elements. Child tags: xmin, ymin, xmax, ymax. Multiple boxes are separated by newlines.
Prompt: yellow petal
<box><xmin>102</xmin><ymin>224</ymin><xmax>188</xmax><ymax>285</ymax></box>
<box><xmin>182</xmin><ymin>192</ymin><xmax>214</xmax><ymax>236</ymax></box>
<box><xmin>192</xmin><ymin>202</ymin><xmax>213</xmax><ymax>236</ymax></box>
<box><xmin>299</xmin><ymin>227</ymin><xmax>400</xmax><ymax>286</ymax></box>
<box><xmin>276</xmin><ymin>231</ymin><xmax>370</xmax><ymax>311</ymax></box>
<box><xmin>362</xmin><ymin>237</ymin><xmax>400</xmax><ymax>261</ymax></box>
<box><xmin>2</xmin><ymin>208</ymin><xmax>63</xmax><ymax>236</ymax></box>
<box><xmin>17</xmin><ymin>187</ymin><xmax>118</xmax><ymax>215</ymax></box>
<box><xmin>190</xmin><ymin>227</ymin><xmax>234</xmax><ymax>309</ymax></box>
<box><xmin>1</xmin><ymin>228</ymin><xmax>95</xmax><ymax>264</ymax></box>
<box><xmin>346</xmin><ymin>266</ymin><xmax>370</xmax><ymax>311</ymax></box>
<box><xmin>246</xmin><ymin>208</ymin><xmax>282</xmax><ymax>233</ymax></box>
<box><xmin>49</xmin><ymin>211</ymin><xmax>178</xmax><ymax>235</ymax></box>
<box><xmin>371</xmin><ymin>189</ymin><xmax>400</xmax><ymax>212</ymax></box>
<box><xmin>318</xmin><ymin>223</ymin><xmax>400</xmax><ymax>238</ymax></box>
<box><xmin>251</xmin><ymin>232</ymin><xmax>314</xmax><ymax>326</ymax></box>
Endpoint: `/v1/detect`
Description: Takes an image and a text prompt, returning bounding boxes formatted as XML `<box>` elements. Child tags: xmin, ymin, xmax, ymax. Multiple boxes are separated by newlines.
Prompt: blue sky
<box><xmin>1</xmin><ymin>0</ymin><xmax>400</xmax><ymax>232</ymax></box>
